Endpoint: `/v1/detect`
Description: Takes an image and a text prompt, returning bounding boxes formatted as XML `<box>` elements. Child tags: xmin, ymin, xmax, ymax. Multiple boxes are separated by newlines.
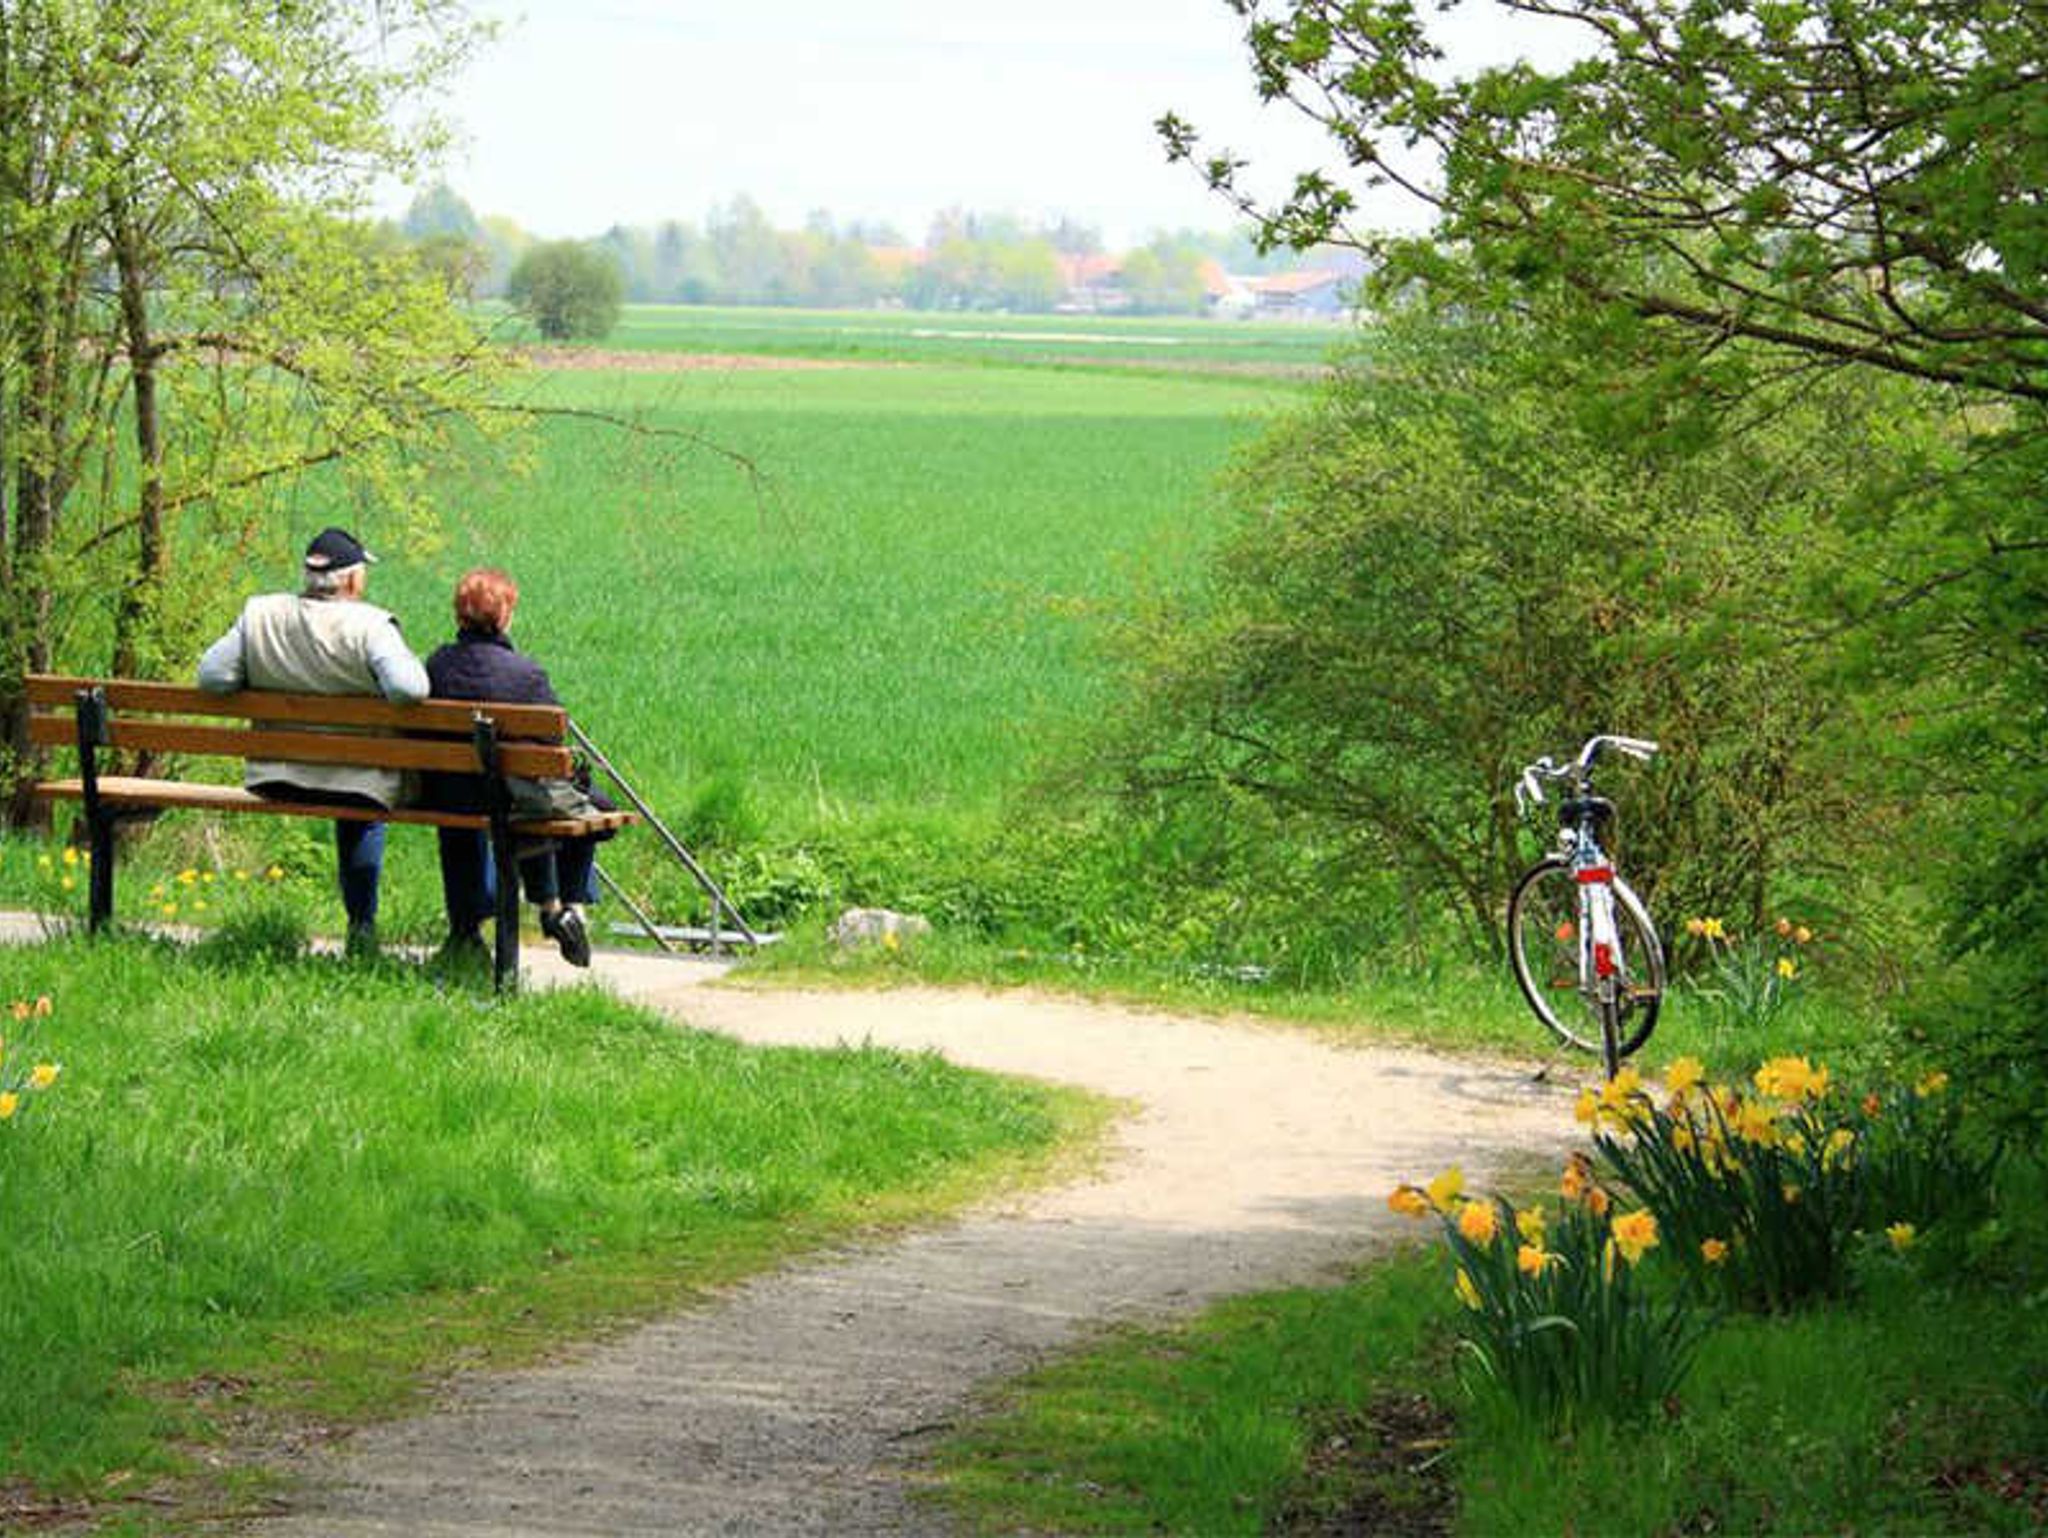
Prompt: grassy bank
<box><xmin>0</xmin><ymin>933</ymin><xmax>1089</xmax><ymax>1509</ymax></box>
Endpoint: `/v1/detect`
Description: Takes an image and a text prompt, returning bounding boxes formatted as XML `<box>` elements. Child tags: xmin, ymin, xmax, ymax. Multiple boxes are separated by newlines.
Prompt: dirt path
<box><xmin>224</xmin><ymin>946</ymin><xmax>1572</xmax><ymax>1536</ymax></box>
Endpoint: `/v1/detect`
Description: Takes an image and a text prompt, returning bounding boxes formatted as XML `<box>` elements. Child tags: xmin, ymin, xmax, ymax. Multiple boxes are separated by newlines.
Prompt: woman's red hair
<box><xmin>454</xmin><ymin>567</ymin><xmax>519</xmax><ymax>634</ymax></box>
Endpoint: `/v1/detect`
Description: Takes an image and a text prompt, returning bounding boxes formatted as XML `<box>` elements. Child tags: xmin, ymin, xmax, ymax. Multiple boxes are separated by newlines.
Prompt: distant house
<box><xmin>1054</xmin><ymin>252</ymin><xmax>1126</xmax><ymax>313</ymax></box>
<box><xmin>1201</xmin><ymin>259</ymin><xmax>1257</xmax><ymax>319</ymax></box>
<box><xmin>1248</xmin><ymin>269</ymin><xmax>1354</xmax><ymax>320</ymax></box>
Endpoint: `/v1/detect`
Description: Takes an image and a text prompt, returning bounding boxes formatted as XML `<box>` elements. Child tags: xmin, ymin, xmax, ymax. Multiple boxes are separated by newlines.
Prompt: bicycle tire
<box><xmin>1507</xmin><ymin>857</ymin><xmax>1665</xmax><ymax>1061</ymax></box>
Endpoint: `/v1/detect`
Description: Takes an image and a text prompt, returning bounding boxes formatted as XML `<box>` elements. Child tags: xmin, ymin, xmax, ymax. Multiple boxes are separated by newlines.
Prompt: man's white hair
<box><xmin>303</xmin><ymin>565</ymin><xmax>362</xmax><ymax>598</ymax></box>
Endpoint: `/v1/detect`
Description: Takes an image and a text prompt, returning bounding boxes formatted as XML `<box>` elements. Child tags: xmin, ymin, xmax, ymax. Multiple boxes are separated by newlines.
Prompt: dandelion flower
<box><xmin>1775</xmin><ymin>956</ymin><xmax>1799</xmax><ymax>980</ymax></box>
<box><xmin>59</xmin><ymin>876</ymin><xmax>74</xmax><ymax>892</ymax></box>
<box><xmin>1886</xmin><ymin>1222</ymin><xmax>1916</xmax><ymax>1251</ymax></box>
<box><xmin>27</xmin><ymin>1063</ymin><xmax>58</xmax><ymax>1090</ymax></box>
<box><xmin>162</xmin><ymin>903</ymin><xmax>178</xmax><ymax>918</ymax></box>
<box><xmin>1425</xmin><ymin>1166</ymin><xmax>1464</xmax><ymax>1210</ymax></box>
<box><xmin>29</xmin><ymin>996</ymin><xmax>47</xmax><ymax>1019</ymax></box>
<box><xmin>234</xmin><ymin>869</ymin><xmax>250</xmax><ymax>881</ymax></box>
<box><xmin>266</xmin><ymin>865</ymin><xmax>284</xmax><ymax>881</ymax></box>
<box><xmin>1457</xmin><ymin>1199</ymin><xmax>1501</xmax><ymax>1245</ymax></box>
<box><xmin>8</xmin><ymin>1001</ymin><xmax>27</xmax><ymax>1023</ymax></box>
<box><xmin>0</xmin><ymin>1091</ymin><xmax>16</xmax><ymax>1119</ymax></box>
<box><xmin>1702</xmin><ymin>916</ymin><xmax>1727</xmax><ymax>941</ymax></box>
<box><xmin>1684</xmin><ymin>917</ymin><xmax>1706</xmax><ymax>937</ymax></box>
<box><xmin>1915</xmin><ymin>1071</ymin><xmax>1949</xmax><ymax>1098</ymax></box>
<box><xmin>61</xmin><ymin>846</ymin><xmax>78</xmax><ymax>867</ymax></box>
<box><xmin>36</xmin><ymin>854</ymin><xmax>51</xmax><ymax>870</ymax></box>
<box><xmin>1794</xmin><ymin>926</ymin><xmax>1813</xmax><ymax>944</ymax></box>
<box><xmin>177</xmin><ymin>868</ymin><xmax>198</xmax><ymax>885</ymax></box>
<box><xmin>1611</xmin><ymin>1209</ymin><xmax>1659</xmax><ymax>1264</ymax></box>
<box><xmin>1386</xmin><ymin>1185</ymin><xmax>1432</xmax><ymax>1220</ymax></box>
<box><xmin>1700</xmin><ymin>1237</ymin><xmax>1730</xmax><ymax>1266</ymax></box>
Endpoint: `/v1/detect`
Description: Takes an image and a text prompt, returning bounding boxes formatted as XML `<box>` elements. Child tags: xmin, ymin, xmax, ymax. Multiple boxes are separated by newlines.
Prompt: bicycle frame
<box><xmin>1512</xmin><ymin>734</ymin><xmax>1662</xmax><ymax>1074</ymax></box>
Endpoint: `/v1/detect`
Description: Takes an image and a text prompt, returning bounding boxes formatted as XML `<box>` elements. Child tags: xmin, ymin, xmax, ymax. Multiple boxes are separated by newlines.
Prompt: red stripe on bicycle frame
<box><xmin>1594</xmin><ymin>941</ymin><xmax>1617</xmax><ymax>977</ymax></box>
<box><xmin>1575</xmin><ymin>866</ymin><xmax>1614</xmax><ymax>885</ymax></box>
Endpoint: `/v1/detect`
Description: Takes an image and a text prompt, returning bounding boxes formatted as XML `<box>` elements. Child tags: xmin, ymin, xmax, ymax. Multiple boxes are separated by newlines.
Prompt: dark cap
<box><xmin>303</xmin><ymin>527</ymin><xmax>376</xmax><ymax>572</ymax></box>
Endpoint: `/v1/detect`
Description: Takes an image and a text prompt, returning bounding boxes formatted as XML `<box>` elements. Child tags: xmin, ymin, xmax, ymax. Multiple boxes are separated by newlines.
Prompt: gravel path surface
<box><xmin>231</xmin><ymin>947</ymin><xmax>1572</xmax><ymax>1536</ymax></box>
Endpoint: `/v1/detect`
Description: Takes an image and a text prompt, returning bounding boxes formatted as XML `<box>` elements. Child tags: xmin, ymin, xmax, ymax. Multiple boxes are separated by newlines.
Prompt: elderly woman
<box><xmin>422</xmin><ymin>567</ymin><xmax>612</xmax><ymax>967</ymax></box>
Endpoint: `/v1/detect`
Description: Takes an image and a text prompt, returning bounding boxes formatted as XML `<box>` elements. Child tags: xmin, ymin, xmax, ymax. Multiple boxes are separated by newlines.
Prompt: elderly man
<box><xmin>198</xmin><ymin>526</ymin><xmax>428</xmax><ymax>954</ymax></box>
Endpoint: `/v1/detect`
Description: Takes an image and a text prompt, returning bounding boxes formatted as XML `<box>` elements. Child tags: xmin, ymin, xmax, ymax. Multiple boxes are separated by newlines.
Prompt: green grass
<box><xmin>925</xmin><ymin>1158</ymin><xmax>2048</xmax><ymax>1536</ymax></box>
<box><xmin>0</xmin><ymin>934</ymin><xmax>1090</xmax><ymax>1502</ymax></box>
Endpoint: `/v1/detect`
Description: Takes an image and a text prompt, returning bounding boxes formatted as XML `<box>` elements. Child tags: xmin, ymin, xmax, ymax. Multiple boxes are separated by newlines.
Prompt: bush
<box><xmin>506</xmin><ymin>240</ymin><xmax>623</xmax><ymax>341</ymax></box>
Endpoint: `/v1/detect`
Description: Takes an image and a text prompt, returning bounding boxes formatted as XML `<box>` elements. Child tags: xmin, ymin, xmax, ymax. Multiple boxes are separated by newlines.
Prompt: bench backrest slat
<box><xmin>26</xmin><ymin>715</ymin><xmax>573</xmax><ymax>779</ymax></box>
<box><xmin>25</xmin><ymin>674</ymin><xmax>567</xmax><ymax>740</ymax></box>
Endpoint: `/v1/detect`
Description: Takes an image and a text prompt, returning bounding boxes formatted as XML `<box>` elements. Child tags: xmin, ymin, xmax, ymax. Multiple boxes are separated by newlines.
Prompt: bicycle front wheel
<box><xmin>1507</xmin><ymin>858</ymin><xmax>1665</xmax><ymax>1061</ymax></box>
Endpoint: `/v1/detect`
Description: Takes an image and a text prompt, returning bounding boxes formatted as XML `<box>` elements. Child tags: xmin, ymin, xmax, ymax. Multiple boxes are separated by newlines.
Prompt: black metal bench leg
<box><xmin>473</xmin><ymin>714</ymin><xmax>521</xmax><ymax>995</ymax></box>
<box><xmin>76</xmin><ymin>688</ymin><xmax>116</xmax><ymax>933</ymax></box>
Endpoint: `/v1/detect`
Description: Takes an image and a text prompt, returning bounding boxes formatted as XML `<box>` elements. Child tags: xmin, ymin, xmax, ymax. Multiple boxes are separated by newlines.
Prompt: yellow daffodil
<box><xmin>1515</xmin><ymin>1204</ymin><xmax>1546</xmax><ymax>1245</ymax></box>
<box><xmin>1755</xmin><ymin>1055</ymin><xmax>1829</xmax><ymax>1102</ymax></box>
<box><xmin>1585</xmin><ymin>1186</ymin><xmax>1610</xmax><ymax>1218</ymax></box>
<box><xmin>1425</xmin><ymin>1166</ymin><xmax>1464</xmax><ymax>1210</ymax></box>
<box><xmin>1794</xmin><ymin>925</ymin><xmax>1813</xmax><ymax>944</ymax></box>
<box><xmin>1775</xmin><ymin>916</ymin><xmax>1793</xmax><ymax>937</ymax></box>
<box><xmin>1782</xmin><ymin>1183</ymin><xmax>1803</xmax><ymax>1205</ymax></box>
<box><xmin>1664</xmin><ymin>1056</ymin><xmax>1706</xmax><ymax>1097</ymax></box>
<box><xmin>1700</xmin><ymin>1237</ymin><xmax>1730</xmax><ymax>1266</ymax></box>
<box><xmin>7</xmin><ymin>1001</ymin><xmax>26</xmax><ymax>1023</ymax></box>
<box><xmin>1735</xmin><ymin>1101</ymin><xmax>1778</xmax><ymax>1145</ymax></box>
<box><xmin>1702</xmin><ymin>916</ymin><xmax>1727</xmax><ymax>940</ymax></box>
<box><xmin>1387</xmin><ymin>1185</ymin><xmax>1432</xmax><ymax>1220</ymax></box>
<box><xmin>27</xmin><ymin>1063</ymin><xmax>58</xmax><ymax>1090</ymax></box>
<box><xmin>1517</xmin><ymin>1244</ymin><xmax>1551</xmax><ymax>1277</ymax></box>
<box><xmin>1671</xmin><ymin>1122</ymin><xmax>1696</xmax><ymax>1153</ymax></box>
<box><xmin>1458</xmin><ymin>1199</ymin><xmax>1501</xmax><ymax>1245</ymax></box>
<box><xmin>1574</xmin><ymin>1086</ymin><xmax>1599</xmax><ymax>1124</ymax></box>
<box><xmin>1560</xmin><ymin>1153</ymin><xmax>1594</xmax><ymax>1201</ymax></box>
<box><xmin>1684</xmin><ymin>916</ymin><xmax>1706</xmax><ymax>937</ymax></box>
<box><xmin>1822</xmin><ymin>1128</ymin><xmax>1856</xmax><ymax>1169</ymax></box>
<box><xmin>1886</xmin><ymin>1222</ymin><xmax>1916</xmax><ymax>1252</ymax></box>
<box><xmin>0</xmin><ymin>1091</ymin><xmax>17</xmax><ymax>1119</ymax></box>
<box><xmin>1611</xmin><ymin>1209</ymin><xmax>1659</xmax><ymax>1264</ymax></box>
<box><xmin>1454</xmin><ymin>1268</ymin><xmax>1482</xmax><ymax>1310</ymax></box>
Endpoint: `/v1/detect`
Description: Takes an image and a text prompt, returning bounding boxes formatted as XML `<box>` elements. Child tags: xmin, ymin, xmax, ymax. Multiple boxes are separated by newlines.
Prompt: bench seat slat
<box><xmin>25</xmin><ymin>675</ymin><xmax>566</xmax><ymax>739</ymax></box>
<box><xmin>27</xmin><ymin>715</ymin><xmax>572</xmax><ymax>778</ymax></box>
<box><xmin>32</xmin><ymin>778</ymin><xmax>635</xmax><ymax>837</ymax></box>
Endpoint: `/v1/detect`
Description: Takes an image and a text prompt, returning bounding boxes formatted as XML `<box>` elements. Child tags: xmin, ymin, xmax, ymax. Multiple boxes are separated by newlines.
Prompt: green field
<box><xmin>532</xmin><ymin>302</ymin><xmax>1350</xmax><ymax>373</ymax></box>
<box><xmin>22</xmin><ymin>305</ymin><xmax>1349</xmax><ymax>948</ymax></box>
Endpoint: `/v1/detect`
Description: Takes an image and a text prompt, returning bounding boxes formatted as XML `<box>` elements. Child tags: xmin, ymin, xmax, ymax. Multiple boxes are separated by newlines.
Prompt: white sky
<box><xmin>418</xmin><ymin>0</ymin><xmax>1396</xmax><ymax>247</ymax></box>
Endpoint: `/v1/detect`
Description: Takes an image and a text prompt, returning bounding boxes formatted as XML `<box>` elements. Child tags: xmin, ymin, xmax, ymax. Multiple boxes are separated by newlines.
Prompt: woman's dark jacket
<box><xmin>421</xmin><ymin>629</ymin><xmax>602</xmax><ymax>816</ymax></box>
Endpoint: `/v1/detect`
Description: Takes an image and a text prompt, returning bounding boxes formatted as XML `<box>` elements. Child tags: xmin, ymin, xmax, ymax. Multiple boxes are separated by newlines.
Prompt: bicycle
<box><xmin>1507</xmin><ymin>734</ymin><xmax>1667</xmax><ymax>1077</ymax></box>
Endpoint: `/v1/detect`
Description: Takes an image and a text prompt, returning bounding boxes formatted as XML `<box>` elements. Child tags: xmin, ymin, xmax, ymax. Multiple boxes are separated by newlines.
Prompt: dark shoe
<box><xmin>344</xmin><ymin>922</ymin><xmax>378</xmax><ymax>960</ymax></box>
<box><xmin>541</xmin><ymin>905</ymin><xmax>591</xmax><ymax>968</ymax></box>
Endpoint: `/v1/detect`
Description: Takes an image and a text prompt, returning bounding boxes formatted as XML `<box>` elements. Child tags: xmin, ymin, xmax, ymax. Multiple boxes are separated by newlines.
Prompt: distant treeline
<box><xmin>397</xmin><ymin>184</ymin><xmax>1344</xmax><ymax>315</ymax></box>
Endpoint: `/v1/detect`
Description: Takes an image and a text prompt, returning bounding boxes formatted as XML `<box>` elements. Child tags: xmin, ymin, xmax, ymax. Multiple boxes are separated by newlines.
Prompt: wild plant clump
<box><xmin>1387</xmin><ymin>1164</ymin><xmax>1708</xmax><ymax>1429</ymax></box>
<box><xmin>1583</xmin><ymin>1057</ymin><xmax>1994</xmax><ymax>1312</ymax></box>
<box><xmin>1390</xmin><ymin>1054</ymin><xmax>1998</xmax><ymax>1426</ymax></box>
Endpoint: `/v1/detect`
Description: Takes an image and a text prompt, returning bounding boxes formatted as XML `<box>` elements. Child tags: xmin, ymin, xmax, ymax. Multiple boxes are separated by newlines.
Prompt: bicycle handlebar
<box><xmin>1513</xmin><ymin>734</ymin><xmax>1659</xmax><ymax>812</ymax></box>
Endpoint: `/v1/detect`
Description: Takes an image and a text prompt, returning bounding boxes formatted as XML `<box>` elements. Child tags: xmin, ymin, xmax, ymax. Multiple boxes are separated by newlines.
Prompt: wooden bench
<box><xmin>25</xmin><ymin>673</ymin><xmax>636</xmax><ymax>990</ymax></box>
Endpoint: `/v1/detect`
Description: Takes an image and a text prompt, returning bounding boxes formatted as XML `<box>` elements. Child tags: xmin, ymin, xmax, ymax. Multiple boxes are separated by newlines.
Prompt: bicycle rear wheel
<box><xmin>1507</xmin><ymin>857</ymin><xmax>1665</xmax><ymax>1061</ymax></box>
